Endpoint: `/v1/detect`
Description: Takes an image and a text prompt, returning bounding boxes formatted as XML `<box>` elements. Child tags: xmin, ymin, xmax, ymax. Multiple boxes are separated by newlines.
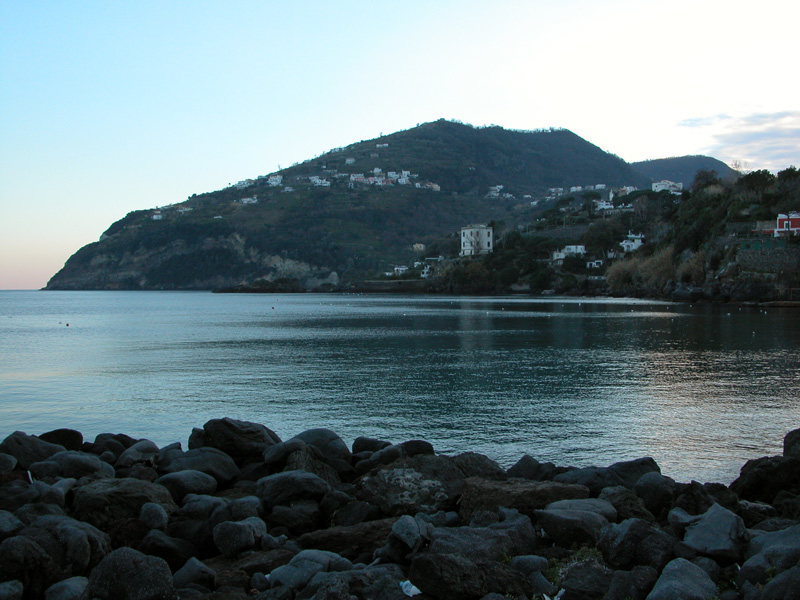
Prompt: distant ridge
<box><xmin>46</xmin><ymin>120</ymin><xmax>736</xmax><ymax>291</ymax></box>
<box><xmin>631</xmin><ymin>155</ymin><xmax>739</xmax><ymax>188</ymax></box>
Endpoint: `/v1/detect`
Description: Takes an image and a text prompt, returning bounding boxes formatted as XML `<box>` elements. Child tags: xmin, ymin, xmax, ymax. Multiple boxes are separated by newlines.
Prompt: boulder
<box><xmin>297</xmin><ymin>518</ymin><xmax>398</xmax><ymax>562</ymax></box>
<box><xmin>737</xmin><ymin>524</ymin><xmax>800</xmax><ymax>587</ymax></box>
<box><xmin>408</xmin><ymin>552</ymin><xmax>528</xmax><ymax>600</ymax></box>
<box><xmin>554</xmin><ymin>466</ymin><xmax>624</xmax><ymax>495</ymax></box>
<box><xmin>0</xmin><ymin>431</ymin><xmax>65</xmax><ymax>470</ymax></box>
<box><xmin>633</xmin><ymin>472</ymin><xmax>676</xmax><ymax>519</ymax></box>
<box><xmin>189</xmin><ymin>417</ymin><xmax>281</xmax><ymax>465</ymax></box>
<box><xmin>0</xmin><ymin>480</ymin><xmax>66</xmax><ymax>513</ymax></box>
<box><xmin>506</xmin><ymin>454</ymin><xmax>557</xmax><ymax>481</ymax></box>
<box><xmin>682</xmin><ymin>503</ymin><xmax>747</xmax><ymax>564</ymax></box>
<box><xmin>138</xmin><ymin>529</ymin><xmax>198</xmax><ymax>570</ymax></box>
<box><xmin>291</xmin><ymin>428</ymin><xmax>352</xmax><ymax>466</ymax></box>
<box><xmin>645</xmin><ymin>557</ymin><xmax>717</xmax><ymax>600</ymax></box>
<box><xmin>379</xmin><ymin>514</ymin><xmax>433</xmax><ymax>563</ymax></box>
<box><xmin>546</xmin><ymin>497</ymin><xmax>618</xmax><ymax>522</ymax></box>
<box><xmin>213</xmin><ymin>516</ymin><xmax>267</xmax><ymax>557</ymax></box>
<box><xmin>0</xmin><ymin>535</ymin><xmax>57</xmax><ymax>598</ymax></box>
<box><xmin>351</xmin><ymin>436</ymin><xmax>391</xmax><ymax>454</ymax></box>
<box><xmin>760</xmin><ymin>565</ymin><xmax>800</xmax><ymax>600</ymax></box>
<box><xmin>29</xmin><ymin>451</ymin><xmax>114</xmax><ymax>481</ymax></box>
<box><xmin>784</xmin><ymin>428</ymin><xmax>800</xmax><ymax>459</ymax></box>
<box><xmin>451</xmin><ymin>452</ymin><xmax>507</xmax><ymax>480</ymax></box>
<box><xmin>283</xmin><ymin>446</ymin><xmax>342</xmax><ymax>487</ymax></box>
<box><xmin>0</xmin><ymin>581</ymin><xmax>22</xmax><ymax>600</ymax></box>
<box><xmin>599</xmin><ymin>486</ymin><xmax>655</xmax><ymax>522</ymax></box>
<box><xmin>70</xmin><ymin>478</ymin><xmax>177</xmax><ymax>531</ymax></box>
<box><xmin>599</xmin><ymin>518</ymin><xmax>676</xmax><ymax>571</ymax></box>
<box><xmin>0</xmin><ymin>510</ymin><xmax>24</xmax><ymax>541</ymax></box>
<box><xmin>608</xmin><ymin>457</ymin><xmax>661</xmax><ymax>489</ymax></box>
<box><xmin>257</xmin><ymin>470</ymin><xmax>331</xmax><ymax>508</ymax></box>
<box><xmin>44</xmin><ymin>576</ymin><xmax>88</xmax><ymax>600</ymax></box>
<box><xmin>173</xmin><ymin>557</ymin><xmax>216</xmax><ymax>591</ymax></box>
<box><xmin>730</xmin><ymin>455</ymin><xmax>800</xmax><ymax>504</ymax></box>
<box><xmin>458</xmin><ymin>477</ymin><xmax>590</xmax><ymax>521</ymax></box>
<box><xmin>355</xmin><ymin>468</ymin><xmax>451</xmax><ymax>516</ymax></box>
<box><xmin>268</xmin><ymin>499</ymin><xmax>321</xmax><ymax>535</ymax></box>
<box><xmin>114</xmin><ymin>439</ymin><xmax>159</xmax><ymax>470</ymax></box>
<box><xmin>0</xmin><ymin>453</ymin><xmax>17</xmax><ymax>474</ymax></box>
<box><xmin>84</xmin><ymin>547</ymin><xmax>175</xmax><ymax>600</ymax></box>
<box><xmin>330</xmin><ymin>500</ymin><xmax>380</xmax><ymax>527</ymax></box>
<box><xmin>139</xmin><ymin>502</ymin><xmax>169</xmax><ymax>531</ymax></box>
<box><xmin>535</xmin><ymin>508</ymin><xmax>609</xmax><ymax>547</ymax></box>
<box><xmin>604</xmin><ymin>565</ymin><xmax>658</xmax><ymax>600</ymax></box>
<box><xmin>269</xmin><ymin>549</ymin><xmax>353</xmax><ymax>592</ymax></box>
<box><xmin>38</xmin><ymin>429</ymin><xmax>83</xmax><ymax>451</ymax></box>
<box><xmin>427</xmin><ymin>525</ymin><xmax>516</xmax><ymax>562</ymax></box>
<box><xmin>559</xmin><ymin>560</ymin><xmax>614</xmax><ymax>600</ymax></box>
<box><xmin>160</xmin><ymin>447</ymin><xmax>240</xmax><ymax>486</ymax></box>
<box><xmin>154</xmin><ymin>470</ymin><xmax>218</xmax><ymax>503</ymax></box>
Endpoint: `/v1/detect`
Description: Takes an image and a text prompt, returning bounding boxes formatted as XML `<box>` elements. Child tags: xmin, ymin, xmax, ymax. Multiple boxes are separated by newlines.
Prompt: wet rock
<box><xmin>399</xmin><ymin>439</ymin><xmax>434</xmax><ymax>457</ymax></box>
<box><xmin>645</xmin><ymin>557</ymin><xmax>718</xmax><ymax>600</ymax></box>
<box><xmin>70</xmin><ymin>477</ymin><xmax>177</xmax><ymax>531</ymax></box>
<box><xmin>599</xmin><ymin>518</ymin><xmax>676</xmax><ymax>571</ymax></box>
<box><xmin>0</xmin><ymin>431</ymin><xmax>66</xmax><ymax>470</ymax></box>
<box><xmin>38</xmin><ymin>429</ymin><xmax>83</xmax><ymax>452</ymax></box>
<box><xmin>84</xmin><ymin>547</ymin><xmax>175</xmax><ymax>600</ymax></box>
<box><xmin>683</xmin><ymin>502</ymin><xmax>747</xmax><ymax>564</ymax></box>
<box><xmin>44</xmin><ymin>576</ymin><xmax>88</xmax><ymax>600</ymax></box>
<box><xmin>154</xmin><ymin>469</ymin><xmax>218</xmax><ymax>503</ymax></box>
<box><xmin>161</xmin><ymin>447</ymin><xmax>240</xmax><ymax>486</ymax></box>
<box><xmin>600</xmin><ymin>485</ymin><xmax>655</xmax><ymax>522</ymax></box>
<box><xmin>458</xmin><ymin>477</ymin><xmax>590</xmax><ymax>521</ymax></box>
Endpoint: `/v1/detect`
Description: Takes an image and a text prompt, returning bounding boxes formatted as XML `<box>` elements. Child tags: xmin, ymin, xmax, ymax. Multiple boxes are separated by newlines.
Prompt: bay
<box><xmin>1</xmin><ymin>290</ymin><xmax>798</xmax><ymax>484</ymax></box>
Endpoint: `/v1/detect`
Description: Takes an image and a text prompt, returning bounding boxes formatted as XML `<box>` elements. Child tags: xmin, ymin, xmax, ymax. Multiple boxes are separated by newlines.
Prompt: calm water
<box><xmin>1</xmin><ymin>291</ymin><xmax>798</xmax><ymax>484</ymax></box>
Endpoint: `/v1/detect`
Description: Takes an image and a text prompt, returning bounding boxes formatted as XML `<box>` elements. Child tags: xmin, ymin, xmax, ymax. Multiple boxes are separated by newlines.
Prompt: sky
<box><xmin>1</xmin><ymin>0</ymin><xmax>799</xmax><ymax>289</ymax></box>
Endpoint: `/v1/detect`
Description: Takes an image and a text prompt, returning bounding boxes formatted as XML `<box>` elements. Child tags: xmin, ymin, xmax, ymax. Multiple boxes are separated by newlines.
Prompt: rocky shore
<box><xmin>0</xmin><ymin>420</ymin><xmax>799</xmax><ymax>600</ymax></box>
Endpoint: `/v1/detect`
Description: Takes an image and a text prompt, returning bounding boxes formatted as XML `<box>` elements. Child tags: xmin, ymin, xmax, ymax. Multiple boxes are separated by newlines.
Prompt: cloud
<box><xmin>679</xmin><ymin>111</ymin><xmax>800</xmax><ymax>172</ymax></box>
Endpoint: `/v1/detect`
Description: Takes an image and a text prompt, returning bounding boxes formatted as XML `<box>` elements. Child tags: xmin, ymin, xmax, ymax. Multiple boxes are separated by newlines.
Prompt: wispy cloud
<box><xmin>679</xmin><ymin>111</ymin><xmax>800</xmax><ymax>172</ymax></box>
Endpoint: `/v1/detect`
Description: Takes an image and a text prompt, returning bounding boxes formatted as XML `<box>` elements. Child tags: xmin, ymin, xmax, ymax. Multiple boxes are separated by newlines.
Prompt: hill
<box><xmin>631</xmin><ymin>155</ymin><xmax>739</xmax><ymax>188</ymax></box>
<box><xmin>45</xmin><ymin>120</ymin><xmax>699</xmax><ymax>291</ymax></box>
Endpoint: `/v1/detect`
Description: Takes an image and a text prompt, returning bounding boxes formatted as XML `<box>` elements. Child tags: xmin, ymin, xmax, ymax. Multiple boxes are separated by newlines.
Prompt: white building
<box><xmin>235</xmin><ymin>179</ymin><xmax>255</xmax><ymax>189</ymax></box>
<box><xmin>239</xmin><ymin>196</ymin><xmax>258</xmax><ymax>204</ymax></box>
<box><xmin>652</xmin><ymin>180</ymin><xmax>683</xmax><ymax>194</ymax></box>
<box><xmin>594</xmin><ymin>199</ymin><xmax>614</xmax><ymax>211</ymax></box>
<box><xmin>551</xmin><ymin>244</ymin><xmax>586</xmax><ymax>265</ymax></box>
<box><xmin>345</xmin><ymin>158</ymin><xmax>356</xmax><ymax>165</ymax></box>
<box><xmin>267</xmin><ymin>175</ymin><xmax>283</xmax><ymax>186</ymax></box>
<box><xmin>459</xmin><ymin>224</ymin><xmax>493</xmax><ymax>257</ymax></box>
<box><xmin>620</xmin><ymin>231</ymin><xmax>645</xmax><ymax>252</ymax></box>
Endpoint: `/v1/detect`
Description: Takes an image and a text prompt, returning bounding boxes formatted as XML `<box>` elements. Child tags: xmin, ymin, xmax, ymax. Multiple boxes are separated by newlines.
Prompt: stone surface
<box><xmin>784</xmin><ymin>428</ymin><xmax>800</xmax><ymax>459</ymax></box>
<box><xmin>409</xmin><ymin>552</ymin><xmax>528</xmax><ymax>600</ymax></box>
<box><xmin>44</xmin><ymin>576</ymin><xmax>88</xmax><ymax>600</ymax></box>
<box><xmin>554</xmin><ymin>466</ymin><xmax>624</xmax><ymax>495</ymax></box>
<box><xmin>633</xmin><ymin>472</ymin><xmax>676</xmax><ymax>519</ymax></box>
<box><xmin>683</xmin><ymin>502</ymin><xmax>747</xmax><ymax>564</ymax></box>
<box><xmin>70</xmin><ymin>477</ymin><xmax>177</xmax><ymax>530</ymax></box>
<box><xmin>161</xmin><ymin>447</ymin><xmax>241</xmax><ymax>485</ymax></box>
<box><xmin>546</xmin><ymin>497</ymin><xmax>618</xmax><ymax>522</ymax></box>
<box><xmin>599</xmin><ymin>518</ymin><xmax>676</xmax><ymax>571</ymax></box>
<box><xmin>535</xmin><ymin>508</ymin><xmax>609</xmax><ymax>547</ymax></box>
<box><xmin>30</xmin><ymin>451</ymin><xmax>114</xmax><ymax>481</ymax></box>
<box><xmin>154</xmin><ymin>470</ymin><xmax>217</xmax><ymax>503</ymax></box>
<box><xmin>645</xmin><ymin>557</ymin><xmax>718</xmax><ymax>600</ymax></box>
<box><xmin>257</xmin><ymin>470</ymin><xmax>332</xmax><ymax>508</ymax></box>
<box><xmin>0</xmin><ymin>431</ymin><xmax>66</xmax><ymax>470</ymax></box>
<box><xmin>172</xmin><ymin>556</ymin><xmax>216</xmax><ymax>591</ymax></box>
<box><xmin>38</xmin><ymin>429</ymin><xmax>83</xmax><ymax>452</ymax></box>
<box><xmin>355</xmin><ymin>468</ymin><xmax>451</xmax><ymax>516</ymax></box>
<box><xmin>608</xmin><ymin>457</ymin><xmax>661</xmax><ymax>489</ymax></box>
<box><xmin>730</xmin><ymin>455</ymin><xmax>800</xmax><ymax>504</ymax></box>
<box><xmin>84</xmin><ymin>547</ymin><xmax>175</xmax><ymax>600</ymax></box>
<box><xmin>599</xmin><ymin>485</ymin><xmax>655</xmax><ymax>522</ymax></box>
<box><xmin>189</xmin><ymin>417</ymin><xmax>281</xmax><ymax>465</ymax></box>
<box><xmin>458</xmin><ymin>477</ymin><xmax>590</xmax><ymax>521</ymax></box>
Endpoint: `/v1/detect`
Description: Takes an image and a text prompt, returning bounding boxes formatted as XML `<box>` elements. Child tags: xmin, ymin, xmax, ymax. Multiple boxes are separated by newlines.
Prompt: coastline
<box><xmin>1</xmin><ymin>420</ymin><xmax>799</xmax><ymax>598</ymax></box>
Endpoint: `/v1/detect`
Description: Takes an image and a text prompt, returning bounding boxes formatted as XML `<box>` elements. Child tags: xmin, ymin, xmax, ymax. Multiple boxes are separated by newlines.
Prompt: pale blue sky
<box><xmin>2</xmin><ymin>0</ymin><xmax>798</xmax><ymax>289</ymax></box>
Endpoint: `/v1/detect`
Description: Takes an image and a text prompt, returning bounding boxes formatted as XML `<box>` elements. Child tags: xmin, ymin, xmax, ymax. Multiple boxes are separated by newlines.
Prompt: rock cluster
<box><xmin>0</xmin><ymin>418</ymin><xmax>799</xmax><ymax>600</ymax></box>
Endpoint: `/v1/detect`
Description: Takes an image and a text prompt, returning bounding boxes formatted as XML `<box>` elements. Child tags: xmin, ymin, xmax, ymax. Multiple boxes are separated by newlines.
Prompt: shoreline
<box><xmin>1</xmin><ymin>420</ymin><xmax>799</xmax><ymax>598</ymax></box>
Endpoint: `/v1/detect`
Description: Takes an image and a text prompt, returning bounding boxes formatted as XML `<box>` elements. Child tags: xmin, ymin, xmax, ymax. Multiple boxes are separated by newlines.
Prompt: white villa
<box><xmin>459</xmin><ymin>224</ymin><xmax>494</xmax><ymax>257</ymax></box>
<box><xmin>620</xmin><ymin>231</ymin><xmax>645</xmax><ymax>252</ymax></box>
<box><xmin>652</xmin><ymin>180</ymin><xmax>683</xmax><ymax>194</ymax></box>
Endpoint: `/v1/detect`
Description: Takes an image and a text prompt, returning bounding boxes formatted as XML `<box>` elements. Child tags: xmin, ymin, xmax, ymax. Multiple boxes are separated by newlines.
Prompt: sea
<box><xmin>1</xmin><ymin>290</ymin><xmax>798</xmax><ymax>484</ymax></box>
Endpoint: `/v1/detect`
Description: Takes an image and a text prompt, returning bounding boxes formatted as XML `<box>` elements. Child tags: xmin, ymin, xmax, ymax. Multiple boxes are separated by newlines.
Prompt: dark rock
<box><xmin>785</xmin><ymin>428</ymin><xmax>800</xmax><ymax>459</ymax></box>
<box><xmin>0</xmin><ymin>480</ymin><xmax>65</xmax><ymax>513</ymax></box>
<box><xmin>409</xmin><ymin>552</ymin><xmax>528</xmax><ymax>600</ymax></box>
<box><xmin>399</xmin><ymin>439</ymin><xmax>434</xmax><ymax>457</ymax></box>
<box><xmin>673</xmin><ymin>481</ymin><xmax>719</xmax><ymax>516</ymax></box>
<box><xmin>351</xmin><ymin>436</ymin><xmax>390</xmax><ymax>454</ymax></box>
<box><xmin>428</xmin><ymin>525</ymin><xmax>516</xmax><ymax>562</ymax></box>
<box><xmin>263</xmin><ymin>438</ymin><xmax>311</xmax><ymax>471</ymax></box>
<box><xmin>173</xmin><ymin>557</ymin><xmax>216</xmax><ymax>591</ymax></box>
<box><xmin>331</xmin><ymin>500</ymin><xmax>380</xmax><ymax>527</ymax></box>
<box><xmin>161</xmin><ymin>447</ymin><xmax>241</xmax><ymax>486</ymax></box>
<box><xmin>297</xmin><ymin>563</ymin><xmax>406</xmax><ymax>600</ymax></box>
<box><xmin>508</xmin><ymin>555</ymin><xmax>556</xmax><ymax>597</ymax></box>
<box><xmin>535</xmin><ymin>508</ymin><xmax>609</xmax><ymax>547</ymax></box>
<box><xmin>599</xmin><ymin>486</ymin><xmax>655</xmax><ymax>522</ymax></box>
<box><xmin>44</xmin><ymin>576</ymin><xmax>88</xmax><ymax>600</ymax></box>
<box><xmin>84</xmin><ymin>547</ymin><xmax>175</xmax><ymax>600</ymax></box>
<box><xmin>269</xmin><ymin>549</ymin><xmax>353</xmax><ymax>592</ymax></box>
<box><xmin>71</xmin><ymin>478</ymin><xmax>177</xmax><ymax>531</ymax></box>
<box><xmin>507</xmin><ymin>454</ymin><xmax>557</xmax><ymax>480</ymax></box>
<box><xmin>0</xmin><ymin>510</ymin><xmax>23</xmax><ymax>541</ymax></box>
<box><xmin>752</xmin><ymin>516</ymin><xmax>799</xmax><ymax>532</ymax></box>
<box><xmin>297</xmin><ymin>518</ymin><xmax>398</xmax><ymax>562</ymax></box>
<box><xmin>204</xmin><ymin>547</ymin><xmax>296</xmax><ymax>578</ymax></box>
<box><xmin>683</xmin><ymin>503</ymin><xmax>747</xmax><ymax>564</ymax></box>
<box><xmin>546</xmin><ymin>497</ymin><xmax>617</xmax><ymax>522</ymax></box>
<box><xmin>691</xmin><ymin>556</ymin><xmax>721</xmax><ymax>582</ymax></box>
<box><xmin>458</xmin><ymin>477</ymin><xmax>590</xmax><ymax>521</ymax></box>
<box><xmin>257</xmin><ymin>470</ymin><xmax>331</xmax><ymax>508</ymax></box>
<box><xmin>633</xmin><ymin>472</ymin><xmax>676</xmax><ymax>519</ymax></box>
<box><xmin>451</xmin><ymin>452</ymin><xmax>507</xmax><ymax>480</ymax></box>
<box><xmin>760</xmin><ymin>565</ymin><xmax>800</xmax><ymax>600</ymax></box>
<box><xmin>554</xmin><ymin>466</ymin><xmax>625</xmax><ymax>495</ymax></box>
<box><xmin>213</xmin><ymin>516</ymin><xmax>267</xmax><ymax>557</ymax></box>
<box><xmin>774</xmin><ymin>491</ymin><xmax>800</xmax><ymax>520</ymax></box>
<box><xmin>604</xmin><ymin>565</ymin><xmax>657</xmax><ymax>600</ymax></box>
<box><xmin>14</xmin><ymin>502</ymin><xmax>65</xmax><ymax>525</ymax></box>
<box><xmin>645</xmin><ymin>557</ymin><xmax>718</xmax><ymax>600</ymax></box>
<box><xmin>268</xmin><ymin>499</ymin><xmax>321</xmax><ymax>535</ymax></box>
<box><xmin>730</xmin><ymin>455</ymin><xmax>800</xmax><ymax>504</ymax></box>
<box><xmin>608</xmin><ymin>457</ymin><xmax>660</xmax><ymax>489</ymax></box>
<box><xmin>139</xmin><ymin>502</ymin><xmax>169</xmax><ymax>530</ymax></box>
<box><xmin>138</xmin><ymin>529</ymin><xmax>198</xmax><ymax>570</ymax></box>
<box><xmin>380</xmin><ymin>514</ymin><xmax>433</xmax><ymax>563</ymax></box>
<box><xmin>155</xmin><ymin>470</ymin><xmax>218</xmax><ymax>504</ymax></box>
<box><xmin>115</xmin><ymin>439</ymin><xmax>159</xmax><ymax>470</ymax></box>
<box><xmin>38</xmin><ymin>428</ymin><xmax>83</xmax><ymax>451</ymax></box>
<box><xmin>0</xmin><ymin>453</ymin><xmax>17</xmax><ymax>473</ymax></box>
<box><xmin>0</xmin><ymin>535</ymin><xmax>56</xmax><ymax>598</ymax></box>
<box><xmin>598</xmin><ymin>518</ymin><xmax>676</xmax><ymax>571</ymax></box>
<box><xmin>0</xmin><ymin>431</ymin><xmax>66</xmax><ymax>470</ymax></box>
<box><xmin>189</xmin><ymin>417</ymin><xmax>281</xmax><ymax>465</ymax></box>
<box><xmin>559</xmin><ymin>560</ymin><xmax>613</xmax><ymax>600</ymax></box>
<box><xmin>292</xmin><ymin>428</ymin><xmax>351</xmax><ymax>466</ymax></box>
<box><xmin>738</xmin><ymin>499</ymin><xmax>780</xmax><ymax>528</ymax></box>
<box><xmin>0</xmin><ymin>581</ymin><xmax>22</xmax><ymax>600</ymax></box>
<box><xmin>284</xmin><ymin>446</ymin><xmax>342</xmax><ymax>487</ymax></box>
<box><xmin>29</xmin><ymin>450</ymin><xmax>114</xmax><ymax>481</ymax></box>
<box><xmin>355</xmin><ymin>467</ymin><xmax>451</xmax><ymax>516</ymax></box>
<box><xmin>737</xmin><ymin>524</ymin><xmax>800</xmax><ymax>587</ymax></box>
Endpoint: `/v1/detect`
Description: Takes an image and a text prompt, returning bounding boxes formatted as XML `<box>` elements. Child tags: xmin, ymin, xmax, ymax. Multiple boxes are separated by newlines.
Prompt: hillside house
<box><xmin>235</xmin><ymin>179</ymin><xmax>255</xmax><ymax>189</ymax></box>
<box><xmin>775</xmin><ymin>212</ymin><xmax>800</xmax><ymax>236</ymax></box>
<box><xmin>620</xmin><ymin>231</ymin><xmax>645</xmax><ymax>253</ymax></box>
<box><xmin>594</xmin><ymin>199</ymin><xmax>614</xmax><ymax>211</ymax></box>
<box><xmin>551</xmin><ymin>244</ymin><xmax>586</xmax><ymax>265</ymax></box>
<box><xmin>151</xmin><ymin>211</ymin><xmax>163</xmax><ymax>221</ymax></box>
<box><xmin>460</xmin><ymin>224</ymin><xmax>493</xmax><ymax>257</ymax></box>
<box><xmin>345</xmin><ymin>158</ymin><xmax>356</xmax><ymax>165</ymax></box>
<box><xmin>239</xmin><ymin>196</ymin><xmax>258</xmax><ymax>204</ymax></box>
<box><xmin>652</xmin><ymin>180</ymin><xmax>683</xmax><ymax>194</ymax></box>
<box><xmin>267</xmin><ymin>175</ymin><xmax>283</xmax><ymax>186</ymax></box>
